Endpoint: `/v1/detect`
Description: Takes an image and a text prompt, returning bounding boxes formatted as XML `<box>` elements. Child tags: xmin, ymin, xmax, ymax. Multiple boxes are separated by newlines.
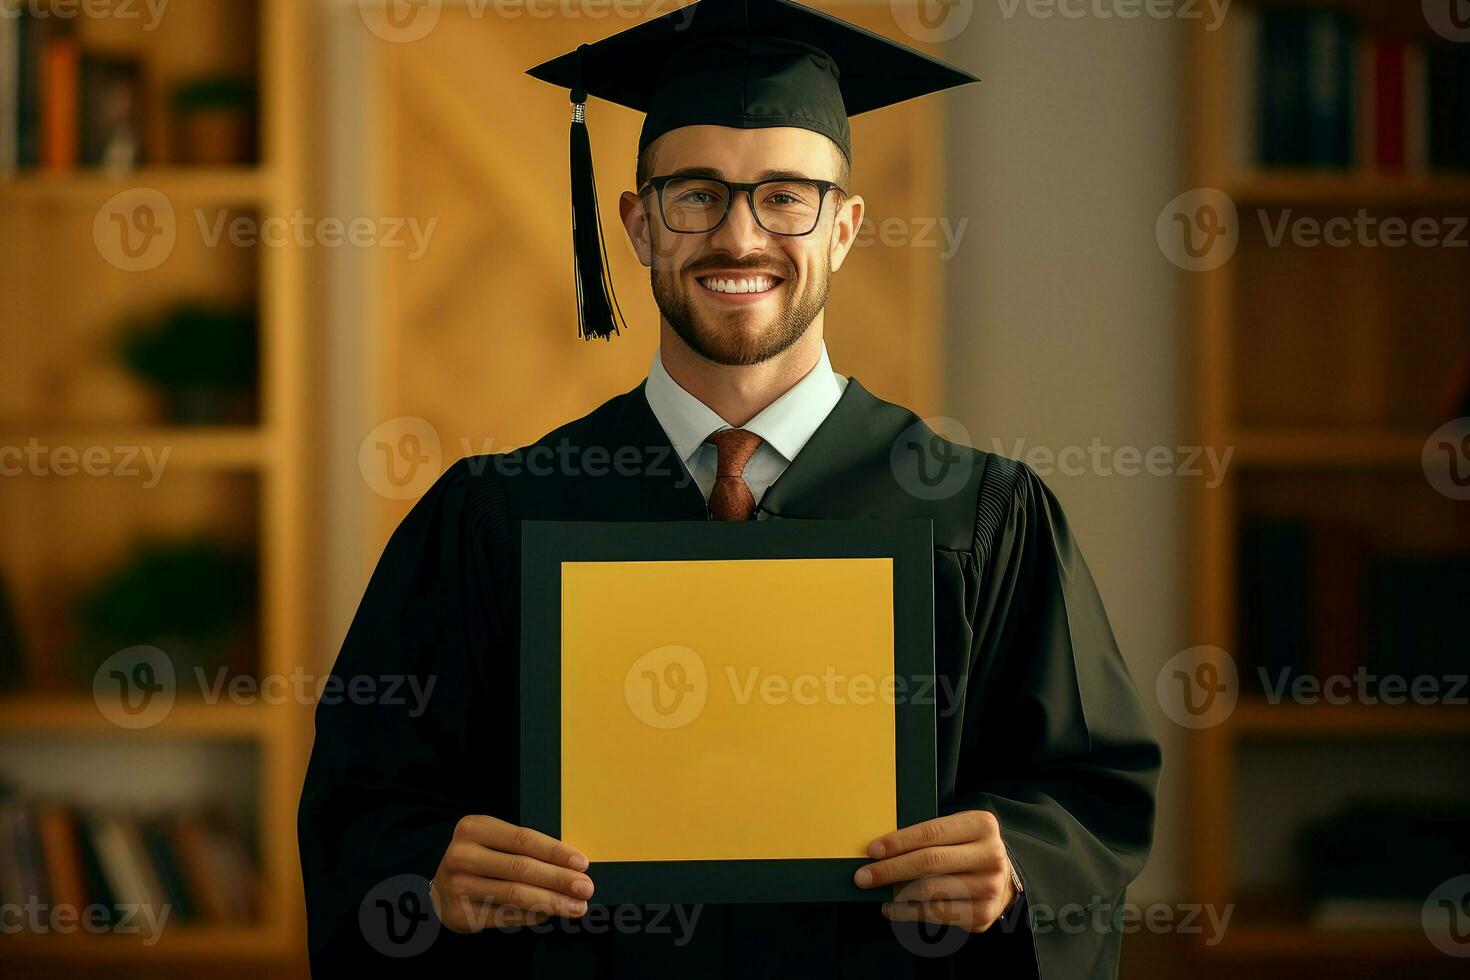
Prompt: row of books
<box><xmin>0</xmin><ymin>7</ymin><xmax>143</xmax><ymax>172</ymax></box>
<box><xmin>1302</xmin><ymin>802</ymin><xmax>1470</xmax><ymax>929</ymax></box>
<box><xmin>1226</xmin><ymin>5</ymin><xmax>1470</xmax><ymax>170</ymax></box>
<box><xmin>1238</xmin><ymin>519</ymin><xmax>1470</xmax><ymax>692</ymax></box>
<box><xmin>0</xmin><ymin>798</ymin><xmax>259</xmax><ymax>926</ymax></box>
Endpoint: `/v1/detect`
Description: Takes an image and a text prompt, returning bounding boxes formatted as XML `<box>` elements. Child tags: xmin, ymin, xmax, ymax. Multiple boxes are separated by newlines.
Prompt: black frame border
<box><xmin>519</xmin><ymin>519</ymin><xmax>936</xmax><ymax>905</ymax></box>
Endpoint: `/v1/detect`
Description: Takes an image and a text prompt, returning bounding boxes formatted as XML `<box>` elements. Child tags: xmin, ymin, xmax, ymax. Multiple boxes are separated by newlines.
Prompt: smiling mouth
<box><xmin>695</xmin><ymin>274</ymin><xmax>783</xmax><ymax>296</ymax></box>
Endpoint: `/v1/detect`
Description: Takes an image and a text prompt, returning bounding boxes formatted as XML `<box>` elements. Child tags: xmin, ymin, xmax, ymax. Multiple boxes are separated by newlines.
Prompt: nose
<box><xmin>707</xmin><ymin>189</ymin><xmax>767</xmax><ymax>256</ymax></box>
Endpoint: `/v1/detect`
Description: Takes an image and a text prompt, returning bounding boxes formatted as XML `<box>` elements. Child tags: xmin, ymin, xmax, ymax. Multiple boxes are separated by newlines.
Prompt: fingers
<box><xmin>450</xmin><ymin>874</ymin><xmax>589</xmax><ymax>919</ymax></box>
<box><xmin>866</xmin><ymin>810</ymin><xmax>999</xmax><ymax>860</ymax></box>
<box><xmin>890</xmin><ymin>872</ymin><xmax>994</xmax><ymax>905</ymax></box>
<box><xmin>455</xmin><ymin>815</ymin><xmax>590</xmax><ymax>871</ymax></box>
<box><xmin>855</xmin><ymin>841</ymin><xmax>1003</xmax><ymax>889</ymax></box>
<box><xmin>437</xmin><ymin>892</ymin><xmax>555</xmax><ymax>932</ymax></box>
<box><xmin>444</xmin><ymin>840</ymin><xmax>594</xmax><ymax>900</ymax></box>
<box><xmin>881</xmin><ymin>899</ymin><xmax>1001</xmax><ymax>932</ymax></box>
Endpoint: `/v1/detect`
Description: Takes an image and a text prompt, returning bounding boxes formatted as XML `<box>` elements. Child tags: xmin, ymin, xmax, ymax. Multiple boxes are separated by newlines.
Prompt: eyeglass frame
<box><xmin>636</xmin><ymin>174</ymin><xmax>848</xmax><ymax>237</ymax></box>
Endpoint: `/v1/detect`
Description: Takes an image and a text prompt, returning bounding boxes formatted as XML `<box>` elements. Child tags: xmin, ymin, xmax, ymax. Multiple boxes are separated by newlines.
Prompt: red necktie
<box><xmin>704</xmin><ymin>428</ymin><xmax>764</xmax><ymax>521</ymax></box>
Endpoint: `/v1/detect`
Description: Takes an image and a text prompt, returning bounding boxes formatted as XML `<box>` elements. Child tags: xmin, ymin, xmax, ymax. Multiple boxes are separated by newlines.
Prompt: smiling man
<box><xmin>298</xmin><ymin>0</ymin><xmax>1160</xmax><ymax>977</ymax></box>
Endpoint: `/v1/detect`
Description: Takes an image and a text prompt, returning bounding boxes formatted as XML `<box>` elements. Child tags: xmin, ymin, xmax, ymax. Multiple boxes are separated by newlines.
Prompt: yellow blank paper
<box><xmin>560</xmin><ymin>557</ymin><xmax>896</xmax><ymax>862</ymax></box>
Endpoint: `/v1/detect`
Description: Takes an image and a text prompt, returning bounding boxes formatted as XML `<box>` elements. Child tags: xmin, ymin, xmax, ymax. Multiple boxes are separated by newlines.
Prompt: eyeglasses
<box><xmin>638</xmin><ymin>175</ymin><xmax>846</xmax><ymax>237</ymax></box>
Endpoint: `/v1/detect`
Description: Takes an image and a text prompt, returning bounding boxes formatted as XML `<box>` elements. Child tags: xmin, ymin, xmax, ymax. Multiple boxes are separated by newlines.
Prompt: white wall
<box><xmin>943</xmin><ymin>6</ymin><xmax>1188</xmax><ymax>901</ymax></box>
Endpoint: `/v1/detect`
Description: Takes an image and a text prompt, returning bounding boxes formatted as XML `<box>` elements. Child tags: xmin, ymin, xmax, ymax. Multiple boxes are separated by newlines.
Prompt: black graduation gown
<box><xmin>297</xmin><ymin>377</ymin><xmax>1162</xmax><ymax>979</ymax></box>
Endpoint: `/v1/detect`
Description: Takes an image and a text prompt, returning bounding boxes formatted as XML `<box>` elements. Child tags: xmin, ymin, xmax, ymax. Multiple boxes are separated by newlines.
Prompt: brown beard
<box><xmin>651</xmin><ymin>250</ymin><xmax>831</xmax><ymax>366</ymax></box>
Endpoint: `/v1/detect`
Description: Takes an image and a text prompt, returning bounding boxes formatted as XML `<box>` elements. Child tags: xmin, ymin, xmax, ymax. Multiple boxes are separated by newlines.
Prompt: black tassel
<box><xmin>569</xmin><ymin>45</ymin><xmax>627</xmax><ymax>341</ymax></box>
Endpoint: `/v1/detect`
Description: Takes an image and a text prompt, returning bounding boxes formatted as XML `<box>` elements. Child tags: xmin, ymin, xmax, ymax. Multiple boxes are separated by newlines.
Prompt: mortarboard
<box><xmin>526</xmin><ymin>0</ymin><xmax>979</xmax><ymax>342</ymax></box>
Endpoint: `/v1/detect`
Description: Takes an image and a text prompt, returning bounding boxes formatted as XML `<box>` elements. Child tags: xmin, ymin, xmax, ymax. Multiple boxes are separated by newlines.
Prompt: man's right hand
<box><xmin>429</xmin><ymin>815</ymin><xmax>594</xmax><ymax>933</ymax></box>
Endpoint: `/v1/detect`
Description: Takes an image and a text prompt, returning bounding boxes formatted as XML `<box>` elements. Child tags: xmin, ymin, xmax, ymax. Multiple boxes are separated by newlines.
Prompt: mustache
<box><xmin>683</xmin><ymin>258</ymin><xmax>794</xmax><ymax>279</ymax></box>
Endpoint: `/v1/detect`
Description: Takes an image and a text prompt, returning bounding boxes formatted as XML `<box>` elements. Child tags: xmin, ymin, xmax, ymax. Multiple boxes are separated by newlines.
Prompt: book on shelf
<box><xmin>1</xmin><ymin>4</ymin><xmax>145</xmax><ymax>175</ymax></box>
<box><xmin>1226</xmin><ymin>3</ymin><xmax>1470</xmax><ymax>173</ymax></box>
<box><xmin>1300</xmin><ymin>802</ymin><xmax>1470</xmax><ymax>928</ymax></box>
<box><xmin>1238</xmin><ymin>518</ymin><xmax>1470</xmax><ymax>693</ymax></box>
<box><xmin>0</xmin><ymin>795</ymin><xmax>260</xmax><ymax>929</ymax></box>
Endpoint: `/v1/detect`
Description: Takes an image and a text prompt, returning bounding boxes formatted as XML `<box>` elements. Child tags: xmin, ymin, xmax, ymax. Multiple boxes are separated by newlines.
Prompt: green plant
<box><xmin>172</xmin><ymin>75</ymin><xmax>256</xmax><ymax>115</ymax></box>
<box><xmin>118</xmin><ymin>303</ymin><xmax>258</xmax><ymax>423</ymax></box>
<box><xmin>69</xmin><ymin>537</ymin><xmax>256</xmax><ymax>685</ymax></box>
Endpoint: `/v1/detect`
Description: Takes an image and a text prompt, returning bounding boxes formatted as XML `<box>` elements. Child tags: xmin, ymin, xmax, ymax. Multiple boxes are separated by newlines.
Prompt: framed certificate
<box><xmin>519</xmin><ymin>519</ymin><xmax>936</xmax><ymax>905</ymax></box>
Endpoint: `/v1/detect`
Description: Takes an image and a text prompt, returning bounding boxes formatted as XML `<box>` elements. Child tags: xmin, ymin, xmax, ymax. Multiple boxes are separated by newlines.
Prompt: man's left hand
<box><xmin>855</xmin><ymin>809</ymin><xmax>1018</xmax><ymax>933</ymax></box>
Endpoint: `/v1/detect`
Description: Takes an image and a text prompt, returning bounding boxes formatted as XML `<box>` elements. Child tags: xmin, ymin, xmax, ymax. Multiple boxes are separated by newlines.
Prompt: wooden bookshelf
<box><xmin>0</xmin><ymin>0</ymin><xmax>306</xmax><ymax>967</ymax></box>
<box><xmin>1188</xmin><ymin>1</ymin><xmax>1470</xmax><ymax>963</ymax></box>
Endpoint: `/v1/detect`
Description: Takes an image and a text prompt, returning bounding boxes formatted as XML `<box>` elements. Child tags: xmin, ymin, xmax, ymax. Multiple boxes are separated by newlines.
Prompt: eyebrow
<box><xmin>667</xmin><ymin>166</ymin><xmax>826</xmax><ymax>182</ymax></box>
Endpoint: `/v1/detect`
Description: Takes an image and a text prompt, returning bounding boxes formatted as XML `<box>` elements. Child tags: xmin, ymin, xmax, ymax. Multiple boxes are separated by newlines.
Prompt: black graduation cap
<box><xmin>526</xmin><ymin>0</ymin><xmax>979</xmax><ymax>341</ymax></box>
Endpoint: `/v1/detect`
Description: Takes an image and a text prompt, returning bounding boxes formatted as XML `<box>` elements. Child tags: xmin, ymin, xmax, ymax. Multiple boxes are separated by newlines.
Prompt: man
<box><xmin>298</xmin><ymin>0</ymin><xmax>1160</xmax><ymax>976</ymax></box>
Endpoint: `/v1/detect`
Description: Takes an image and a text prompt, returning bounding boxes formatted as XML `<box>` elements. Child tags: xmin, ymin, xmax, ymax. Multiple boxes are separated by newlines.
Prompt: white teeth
<box><xmin>700</xmin><ymin>276</ymin><xmax>775</xmax><ymax>294</ymax></box>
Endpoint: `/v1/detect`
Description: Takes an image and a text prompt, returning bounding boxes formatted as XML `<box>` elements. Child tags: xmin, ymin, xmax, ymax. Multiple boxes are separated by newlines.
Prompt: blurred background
<box><xmin>1</xmin><ymin>0</ymin><xmax>1468</xmax><ymax>976</ymax></box>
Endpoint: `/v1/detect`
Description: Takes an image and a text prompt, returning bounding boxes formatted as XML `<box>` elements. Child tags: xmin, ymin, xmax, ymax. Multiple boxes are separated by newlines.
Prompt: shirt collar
<box><xmin>644</xmin><ymin>343</ymin><xmax>847</xmax><ymax>465</ymax></box>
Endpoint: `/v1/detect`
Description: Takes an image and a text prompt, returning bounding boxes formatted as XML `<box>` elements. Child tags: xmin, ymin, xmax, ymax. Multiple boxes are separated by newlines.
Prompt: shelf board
<box><xmin>1</xmin><ymin>922</ymin><xmax>289</xmax><ymax>960</ymax></box>
<box><xmin>1228</xmin><ymin>699</ymin><xmax>1470</xmax><ymax>737</ymax></box>
<box><xmin>1213</xmin><ymin>897</ymin><xmax>1446</xmax><ymax>958</ymax></box>
<box><xmin>0</xmin><ymin>694</ymin><xmax>275</xmax><ymax>738</ymax></box>
<box><xmin>1232</xmin><ymin>426</ymin><xmax>1429</xmax><ymax>468</ymax></box>
<box><xmin>0</xmin><ymin>426</ymin><xmax>271</xmax><ymax>471</ymax></box>
<box><xmin>1227</xmin><ymin>170</ymin><xmax>1470</xmax><ymax>206</ymax></box>
<box><xmin>0</xmin><ymin>167</ymin><xmax>273</xmax><ymax>205</ymax></box>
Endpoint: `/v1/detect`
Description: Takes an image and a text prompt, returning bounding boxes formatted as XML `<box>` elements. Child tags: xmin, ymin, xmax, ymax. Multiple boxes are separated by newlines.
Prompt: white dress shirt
<box><xmin>644</xmin><ymin>344</ymin><xmax>848</xmax><ymax>514</ymax></box>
